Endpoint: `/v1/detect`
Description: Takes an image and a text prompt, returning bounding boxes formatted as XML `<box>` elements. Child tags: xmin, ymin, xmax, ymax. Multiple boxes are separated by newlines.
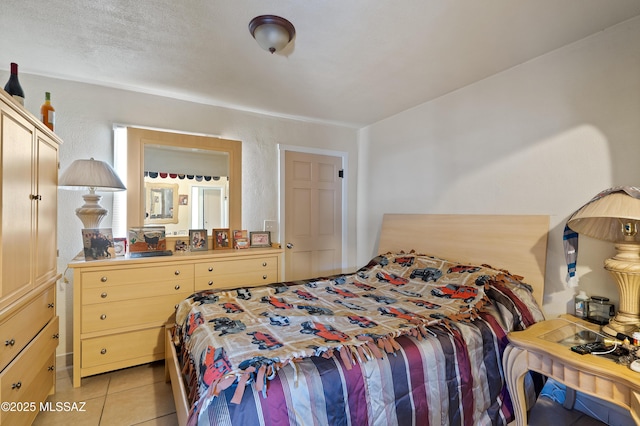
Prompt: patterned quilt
<box><xmin>174</xmin><ymin>252</ymin><xmax>545</xmax><ymax>426</ymax></box>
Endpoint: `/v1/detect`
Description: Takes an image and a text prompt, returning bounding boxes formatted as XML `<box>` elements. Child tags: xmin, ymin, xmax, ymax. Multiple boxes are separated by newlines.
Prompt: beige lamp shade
<box><xmin>567</xmin><ymin>192</ymin><xmax>640</xmax><ymax>243</ymax></box>
<box><xmin>59</xmin><ymin>158</ymin><xmax>126</xmax><ymax>191</ymax></box>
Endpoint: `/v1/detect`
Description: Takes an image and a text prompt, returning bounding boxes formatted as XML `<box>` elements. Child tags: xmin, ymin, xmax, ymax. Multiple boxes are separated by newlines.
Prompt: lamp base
<box><xmin>601</xmin><ymin>242</ymin><xmax>640</xmax><ymax>337</ymax></box>
<box><xmin>602</xmin><ymin>320</ymin><xmax>638</xmax><ymax>337</ymax></box>
<box><xmin>76</xmin><ymin>193</ymin><xmax>108</xmax><ymax>228</ymax></box>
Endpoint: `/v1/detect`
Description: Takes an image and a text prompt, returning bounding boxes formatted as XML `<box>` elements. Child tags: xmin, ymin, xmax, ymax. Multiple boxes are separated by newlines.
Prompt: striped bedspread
<box><xmin>173</xmin><ymin>252</ymin><xmax>545</xmax><ymax>426</ymax></box>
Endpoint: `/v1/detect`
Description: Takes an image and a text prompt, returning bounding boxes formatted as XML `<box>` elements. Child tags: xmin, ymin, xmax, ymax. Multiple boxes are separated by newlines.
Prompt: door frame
<box><xmin>278</xmin><ymin>144</ymin><xmax>349</xmax><ymax>276</ymax></box>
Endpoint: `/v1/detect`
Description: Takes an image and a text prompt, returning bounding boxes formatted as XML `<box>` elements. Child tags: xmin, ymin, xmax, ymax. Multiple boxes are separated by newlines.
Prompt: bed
<box><xmin>165</xmin><ymin>214</ymin><xmax>550</xmax><ymax>426</ymax></box>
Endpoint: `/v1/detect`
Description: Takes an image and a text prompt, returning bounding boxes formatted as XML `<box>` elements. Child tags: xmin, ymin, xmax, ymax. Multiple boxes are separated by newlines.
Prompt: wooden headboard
<box><xmin>378</xmin><ymin>214</ymin><xmax>550</xmax><ymax>305</ymax></box>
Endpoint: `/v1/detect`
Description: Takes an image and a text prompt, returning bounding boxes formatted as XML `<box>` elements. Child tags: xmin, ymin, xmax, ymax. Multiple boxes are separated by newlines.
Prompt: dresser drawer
<box><xmin>81</xmin><ymin>327</ymin><xmax>163</xmax><ymax>369</ymax></box>
<box><xmin>195</xmin><ymin>268</ymin><xmax>278</xmax><ymax>290</ymax></box>
<box><xmin>82</xmin><ymin>293</ymin><xmax>192</xmax><ymax>333</ymax></box>
<box><xmin>0</xmin><ymin>317</ymin><xmax>57</xmax><ymax>415</ymax></box>
<box><xmin>0</xmin><ymin>287</ymin><xmax>55</xmax><ymax>371</ymax></box>
<box><xmin>195</xmin><ymin>256</ymin><xmax>278</xmax><ymax>276</ymax></box>
<box><xmin>82</xmin><ymin>278</ymin><xmax>194</xmax><ymax>305</ymax></box>
<box><xmin>82</xmin><ymin>264</ymin><xmax>194</xmax><ymax>288</ymax></box>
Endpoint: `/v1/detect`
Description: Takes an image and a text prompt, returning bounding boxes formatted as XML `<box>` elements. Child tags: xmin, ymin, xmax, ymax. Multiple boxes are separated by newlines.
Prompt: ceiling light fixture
<box><xmin>249</xmin><ymin>15</ymin><xmax>296</xmax><ymax>54</ymax></box>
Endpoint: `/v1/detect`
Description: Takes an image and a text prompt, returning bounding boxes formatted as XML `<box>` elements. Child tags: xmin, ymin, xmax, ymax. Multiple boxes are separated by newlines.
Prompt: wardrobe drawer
<box><xmin>0</xmin><ymin>353</ymin><xmax>54</xmax><ymax>426</ymax></box>
<box><xmin>82</xmin><ymin>293</ymin><xmax>192</xmax><ymax>333</ymax></box>
<box><xmin>81</xmin><ymin>327</ymin><xmax>163</xmax><ymax>369</ymax></box>
<box><xmin>0</xmin><ymin>287</ymin><xmax>55</xmax><ymax>371</ymax></box>
<box><xmin>195</xmin><ymin>256</ymin><xmax>278</xmax><ymax>276</ymax></box>
<box><xmin>82</xmin><ymin>278</ymin><xmax>194</xmax><ymax>305</ymax></box>
<box><xmin>82</xmin><ymin>264</ymin><xmax>194</xmax><ymax>288</ymax></box>
<box><xmin>0</xmin><ymin>318</ymin><xmax>58</xmax><ymax>409</ymax></box>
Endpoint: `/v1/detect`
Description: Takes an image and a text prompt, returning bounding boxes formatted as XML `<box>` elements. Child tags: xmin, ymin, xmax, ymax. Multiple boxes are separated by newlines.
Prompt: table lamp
<box><xmin>567</xmin><ymin>188</ymin><xmax>640</xmax><ymax>336</ymax></box>
<box><xmin>59</xmin><ymin>158</ymin><xmax>126</xmax><ymax>228</ymax></box>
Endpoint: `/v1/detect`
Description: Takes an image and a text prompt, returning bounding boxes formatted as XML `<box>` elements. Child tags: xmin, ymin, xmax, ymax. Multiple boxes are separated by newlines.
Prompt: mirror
<box><xmin>145</xmin><ymin>182</ymin><xmax>178</xmax><ymax>224</ymax></box>
<box><xmin>126</xmin><ymin>127</ymin><xmax>242</xmax><ymax>235</ymax></box>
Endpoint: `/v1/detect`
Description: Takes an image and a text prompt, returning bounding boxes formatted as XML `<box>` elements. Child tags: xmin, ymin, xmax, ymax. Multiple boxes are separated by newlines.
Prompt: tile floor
<box><xmin>33</xmin><ymin>361</ymin><xmax>610</xmax><ymax>426</ymax></box>
<box><xmin>33</xmin><ymin>361</ymin><xmax>177</xmax><ymax>426</ymax></box>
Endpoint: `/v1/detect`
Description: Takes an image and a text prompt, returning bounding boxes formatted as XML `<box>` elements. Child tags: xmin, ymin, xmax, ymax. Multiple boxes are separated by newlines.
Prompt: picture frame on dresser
<box><xmin>233</xmin><ymin>229</ymin><xmax>249</xmax><ymax>249</ymax></box>
<box><xmin>213</xmin><ymin>228</ymin><xmax>231</xmax><ymax>249</ymax></box>
<box><xmin>250</xmin><ymin>231</ymin><xmax>271</xmax><ymax>248</ymax></box>
<box><xmin>81</xmin><ymin>228</ymin><xmax>114</xmax><ymax>261</ymax></box>
<box><xmin>189</xmin><ymin>229</ymin><xmax>208</xmax><ymax>251</ymax></box>
<box><xmin>113</xmin><ymin>237</ymin><xmax>127</xmax><ymax>256</ymax></box>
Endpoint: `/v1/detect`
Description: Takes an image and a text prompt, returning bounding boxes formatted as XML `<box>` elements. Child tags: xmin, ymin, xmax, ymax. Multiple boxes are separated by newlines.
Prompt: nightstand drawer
<box><xmin>82</xmin><ymin>293</ymin><xmax>192</xmax><ymax>333</ymax></box>
<box><xmin>82</xmin><ymin>264</ymin><xmax>194</xmax><ymax>288</ymax></box>
<box><xmin>81</xmin><ymin>327</ymin><xmax>164</xmax><ymax>369</ymax></box>
<box><xmin>0</xmin><ymin>287</ymin><xmax>55</xmax><ymax>371</ymax></box>
<box><xmin>82</xmin><ymin>279</ymin><xmax>194</xmax><ymax>305</ymax></box>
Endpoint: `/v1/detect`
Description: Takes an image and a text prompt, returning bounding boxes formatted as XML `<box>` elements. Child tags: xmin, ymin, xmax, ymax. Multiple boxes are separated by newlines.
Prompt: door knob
<box><xmin>286</xmin><ymin>243</ymin><xmax>293</xmax><ymax>249</ymax></box>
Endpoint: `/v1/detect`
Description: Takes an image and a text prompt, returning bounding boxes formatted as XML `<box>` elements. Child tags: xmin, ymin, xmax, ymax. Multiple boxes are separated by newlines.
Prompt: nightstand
<box><xmin>503</xmin><ymin>315</ymin><xmax>640</xmax><ymax>425</ymax></box>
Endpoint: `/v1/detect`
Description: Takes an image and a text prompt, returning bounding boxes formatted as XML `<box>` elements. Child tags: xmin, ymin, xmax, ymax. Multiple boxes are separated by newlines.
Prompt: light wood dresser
<box><xmin>0</xmin><ymin>89</ymin><xmax>61</xmax><ymax>425</ymax></box>
<box><xmin>69</xmin><ymin>247</ymin><xmax>282</xmax><ymax>387</ymax></box>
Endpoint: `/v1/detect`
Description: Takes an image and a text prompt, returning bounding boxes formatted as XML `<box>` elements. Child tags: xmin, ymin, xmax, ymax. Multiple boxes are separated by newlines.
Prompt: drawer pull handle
<box><xmin>208</xmin><ymin>280</ymin><xmax>214</xmax><ymax>286</ymax></box>
<box><xmin>48</xmin><ymin>365</ymin><xmax>55</xmax><ymax>372</ymax></box>
<box><xmin>100</xmin><ymin>314</ymin><xmax>107</xmax><ymax>320</ymax></box>
<box><xmin>208</xmin><ymin>267</ymin><xmax>213</xmax><ymax>272</ymax></box>
<box><xmin>5</xmin><ymin>339</ymin><xmax>15</xmax><ymax>346</ymax></box>
<box><xmin>11</xmin><ymin>382</ymin><xmax>22</xmax><ymax>389</ymax></box>
<box><xmin>263</xmin><ymin>262</ymin><xmax>267</xmax><ymax>267</ymax></box>
<box><xmin>101</xmin><ymin>292</ymin><xmax>108</xmax><ymax>298</ymax></box>
<box><xmin>100</xmin><ymin>349</ymin><xmax>107</xmax><ymax>355</ymax></box>
<box><xmin>263</xmin><ymin>275</ymin><xmax>268</xmax><ymax>280</ymax></box>
<box><xmin>101</xmin><ymin>276</ymin><xmax>108</xmax><ymax>282</ymax></box>
<box><xmin>48</xmin><ymin>303</ymin><xmax>54</xmax><ymax>309</ymax></box>
<box><xmin>174</xmin><ymin>284</ymin><xmax>180</xmax><ymax>290</ymax></box>
<box><xmin>174</xmin><ymin>270</ymin><xmax>180</xmax><ymax>276</ymax></box>
<box><xmin>53</xmin><ymin>333</ymin><xmax>59</xmax><ymax>339</ymax></box>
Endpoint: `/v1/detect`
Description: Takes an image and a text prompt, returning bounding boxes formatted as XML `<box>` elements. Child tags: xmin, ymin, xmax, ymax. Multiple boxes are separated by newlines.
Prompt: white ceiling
<box><xmin>2</xmin><ymin>1</ymin><xmax>640</xmax><ymax>128</ymax></box>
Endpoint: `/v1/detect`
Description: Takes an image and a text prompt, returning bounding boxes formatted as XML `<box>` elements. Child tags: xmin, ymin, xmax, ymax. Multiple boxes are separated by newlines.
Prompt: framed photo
<box><xmin>189</xmin><ymin>229</ymin><xmax>208</xmax><ymax>251</ymax></box>
<box><xmin>174</xmin><ymin>239</ymin><xmax>188</xmax><ymax>252</ymax></box>
<box><xmin>250</xmin><ymin>231</ymin><xmax>271</xmax><ymax>248</ymax></box>
<box><xmin>233</xmin><ymin>229</ymin><xmax>249</xmax><ymax>249</ymax></box>
<box><xmin>128</xmin><ymin>226</ymin><xmax>167</xmax><ymax>254</ymax></box>
<box><xmin>82</xmin><ymin>228</ymin><xmax>115</xmax><ymax>261</ymax></box>
<box><xmin>179</xmin><ymin>194</ymin><xmax>188</xmax><ymax>205</ymax></box>
<box><xmin>213</xmin><ymin>228</ymin><xmax>231</xmax><ymax>249</ymax></box>
<box><xmin>113</xmin><ymin>237</ymin><xmax>127</xmax><ymax>257</ymax></box>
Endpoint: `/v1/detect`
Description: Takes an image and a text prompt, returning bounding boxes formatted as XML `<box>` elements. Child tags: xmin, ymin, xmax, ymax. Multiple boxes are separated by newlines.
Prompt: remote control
<box><xmin>570</xmin><ymin>342</ymin><xmax>607</xmax><ymax>355</ymax></box>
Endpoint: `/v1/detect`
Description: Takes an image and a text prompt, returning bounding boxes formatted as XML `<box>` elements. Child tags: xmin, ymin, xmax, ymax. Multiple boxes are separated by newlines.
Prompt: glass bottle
<box><xmin>3</xmin><ymin>62</ymin><xmax>25</xmax><ymax>106</ymax></box>
<box><xmin>40</xmin><ymin>92</ymin><xmax>55</xmax><ymax>131</ymax></box>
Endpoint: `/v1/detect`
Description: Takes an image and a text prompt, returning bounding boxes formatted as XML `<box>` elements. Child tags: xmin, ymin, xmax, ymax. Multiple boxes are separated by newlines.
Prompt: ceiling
<box><xmin>2</xmin><ymin>1</ymin><xmax>640</xmax><ymax>128</ymax></box>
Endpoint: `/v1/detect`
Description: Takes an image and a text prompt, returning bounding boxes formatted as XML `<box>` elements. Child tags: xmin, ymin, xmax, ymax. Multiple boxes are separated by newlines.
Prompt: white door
<box><xmin>284</xmin><ymin>151</ymin><xmax>343</xmax><ymax>280</ymax></box>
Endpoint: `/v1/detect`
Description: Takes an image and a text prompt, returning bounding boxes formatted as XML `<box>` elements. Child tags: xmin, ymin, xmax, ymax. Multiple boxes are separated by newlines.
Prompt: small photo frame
<box><xmin>250</xmin><ymin>231</ymin><xmax>271</xmax><ymax>248</ymax></box>
<box><xmin>82</xmin><ymin>228</ymin><xmax>115</xmax><ymax>261</ymax></box>
<box><xmin>189</xmin><ymin>229</ymin><xmax>208</xmax><ymax>251</ymax></box>
<box><xmin>179</xmin><ymin>194</ymin><xmax>188</xmax><ymax>205</ymax></box>
<box><xmin>174</xmin><ymin>239</ymin><xmax>188</xmax><ymax>252</ymax></box>
<box><xmin>113</xmin><ymin>237</ymin><xmax>127</xmax><ymax>257</ymax></box>
<box><xmin>233</xmin><ymin>229</ymin><xmax>249</xmax><ymax>249</ymax></box>
<box><xmin>213</xmin><ymin>228</ymin><xmax>231</xmax><ymax>249</ymax></box>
